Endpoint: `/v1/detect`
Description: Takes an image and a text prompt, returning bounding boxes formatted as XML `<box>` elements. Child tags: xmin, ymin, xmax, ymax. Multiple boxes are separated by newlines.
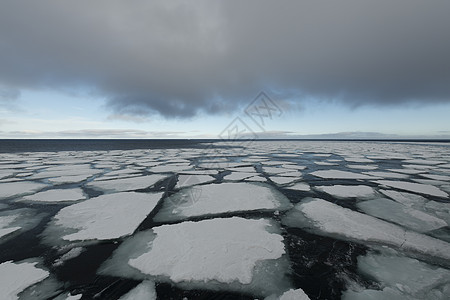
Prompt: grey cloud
<box><xmin>0</xmin><ymin>0</ymin><xmax>449</xmax><ymax>118</ymax></box>
<box><xmin>0</xmin><ymin>129</ymin><xmax>186</xmax><ymax>138</ymax></box>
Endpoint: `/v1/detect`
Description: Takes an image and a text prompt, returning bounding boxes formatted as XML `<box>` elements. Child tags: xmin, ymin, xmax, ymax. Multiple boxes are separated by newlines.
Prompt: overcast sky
<box><xmin>1</xmin><ymin>0</ymin><xmax>449</xmax><ymax>139</ymax></box>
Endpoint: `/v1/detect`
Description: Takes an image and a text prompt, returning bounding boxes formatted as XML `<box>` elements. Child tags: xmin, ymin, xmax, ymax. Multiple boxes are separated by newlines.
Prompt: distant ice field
<box><xmin>0</xmin><ymin>140</ymin><xmax>449</xmax><ymax>299</ymax></box>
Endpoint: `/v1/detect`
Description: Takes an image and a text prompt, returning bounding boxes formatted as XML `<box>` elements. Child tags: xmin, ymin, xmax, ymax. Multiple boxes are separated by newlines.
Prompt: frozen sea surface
<box><xmin>1</xmin><ymin>140</ymin><xmax>450</xmax><ymax>299</ymax></box>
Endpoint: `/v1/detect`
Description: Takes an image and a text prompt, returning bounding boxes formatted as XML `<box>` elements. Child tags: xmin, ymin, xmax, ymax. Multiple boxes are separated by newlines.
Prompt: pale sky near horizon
<box><xmin>1</xmin><ymin>1</ymin><xmax>450</xmax><ymax>139</ymax></box>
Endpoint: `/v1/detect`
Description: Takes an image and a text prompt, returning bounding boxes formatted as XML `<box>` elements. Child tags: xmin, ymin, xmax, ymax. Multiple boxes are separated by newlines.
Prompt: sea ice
<box><xmin>284</xmin><ymin>182</ymin><xmax>311</xmax><ymax>192</ymax></box>
<box><xmin>315</xmin><ymin>185</ymin><xmax>375</xmax><ymax>198</ymax></box>
<box><xmin>100</xmin><ymin>217</ymin><xmax>291</xmax><ymax>297</ymax></box>
<box><xmin>357</xmin><ymin>199</ymin><xmax>447</xmax><ymax>232</ymax></box>
<box><xmin>86</xmin><ymin>174</ymin><xmax>167</xmax><ymax>192</ymax></box>
<box><xmin>266</xmin><ymin>288</ymin><xmax>311</xmax><ymax>300</ymax></box>
<box><xmin>154</xmin><ymin>182</ymin><xmax>292</xmax><ymax>222</ymax></box>
<box><xmin>269</xmin><ymin>176</ymin><xmax>300</xmax><ymax>186</ymax></box>
<box><xmin>374</xmin><ymin>180</ymin><xmax>448</xmax><ymax>198</ymax></box>
<box><xmin>310</xmin><ymin>170</ymin><xmax>375</xmax><ymax>180</ymax></box>
<box><xmin>223</xmin><ymin>172</ymin><xmax>256</xmax><ymax>181</ymax></box>
<box><xmin>0</xmin><ymin>209</ymin><xmax>45</xmax><ymax>242</ymax></box>
<box><xmin>175</xmin><ymin>174</ymin><xmax>215</xmax><ymax>188</ymax></box>
<box><xmin>282</xmin><ymin>198</ymin><xmax>450</xmax><ymax>264</ymax></box>
<box><xmin>0</xmin><ymin>181</ymin><xmax>47</xmax><ymax>199</ymax></box>
<box><xmin>0</xmin><ymin>260</ymin><xmax>49</xmax><ymax>300</ymax></box>
<box><xmin>118</xmin><ymin>281</ymin><xmax>156</xmax><ymax>300</ymax></box>
<box><xmin>21</xmin><ymin>188</ymin><xmax>86</xmax><ymax>203</ymax></box>
<box><xmin>48</xmin><ymin>192</ymin><xmax>163</xmax><ymax>242</ymax></box>
<box><xmin>149</xmin><ymin>163</ymin><xmax>192</xmax><ymax>173</ymax></box>
<box><xmin>342</xmin><ymin>252</ymin><xmax>450</xmax><ymax>300</ymax></box>
<box><xmin>362</xmin><ymin>171</ymin><xmax>409</xmax><ymax>179</ymax></box>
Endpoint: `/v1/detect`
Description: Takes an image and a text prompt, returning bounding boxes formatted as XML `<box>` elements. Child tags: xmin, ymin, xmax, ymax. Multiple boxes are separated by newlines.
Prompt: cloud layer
<box><xmin>1</xmin><ymin>0</ymin><xmax>449</xmax><ymax>117</ymax></box>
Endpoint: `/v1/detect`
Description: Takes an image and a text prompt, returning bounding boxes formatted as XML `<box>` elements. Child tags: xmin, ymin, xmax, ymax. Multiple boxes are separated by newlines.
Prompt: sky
<box><xmin>1</xmin><ymin>0</ymin><xmax>449</xmax><ymax>139</ymax></box>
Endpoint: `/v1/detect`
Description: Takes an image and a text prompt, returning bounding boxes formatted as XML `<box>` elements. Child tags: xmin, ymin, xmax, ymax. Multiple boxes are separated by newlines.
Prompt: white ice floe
<box><xmin>0</xmin><ymin>260</ymin><xmax>49</xmax><ymax>300</ymax></box>
<box><xmin>86</xmin><ymin>174</ymin><xmax>167</xmax><ymax>192</ymax></box>
<box><xmin>343</xmin><ymin>157</ymin><xmax>374</xmax><ymax>163</ymax></box>
<box><xmin>342</xmin><ymin>252</ymin><xmax>450</xmax><ymax>300</ymax></box>
<box><xmin>47</xmin><ymin>175</ymin><xmax>94</xmax><ymax>185</ymax></box>
<box><xmin>261</xmin><ymin>161</ymin><xmax>296</xmax><ymax>166</ymax></box>
<box><xmin>387</xmin><ymin>168</ymin><xmax>425</xmax><ymax>175</ymax></box>
<box><xmin>0</xmin><ymin>181</ymin><xmax>47</xmax><ymax>199</ymax></box>
<box><xmin>346</xmin><ymin>164</ymin><xmax>378</xmax><ymax>170</ymax></box>
<box><xmin>379</xmin><ymin>189</ymin><xmax>428</xmax><ymax>207</ymax></box>
<box><xmin>223</xmin><ymin>172</ymin><xmax>256</xmax><ymax>181</ymax></box>
<box><xmin>263</xmin><ymin>167</ymin><xmax>291</xmax><ymax>175</ymax></box>
<box><xmin>284</xmin><ymin>183</ymin><xmax>311</xmax><ymax>192</ymax></box>
<box><xmin>314</xmin><ymin>161</ymin><xmax>338</xmax><ymax>166</ymax></box>
<box><xmin>154</xmin><ymin>182</ymin><xmax>292</xmax><ymax>222</ymax></box>
<box><xmin>50</xmin><ymin>192</ymin><xmax>163</xmax><ymax>241</ymax></box>
<box><xmin>21</xmin><ymin>188</ymin><xmax>85</xmax><ymax>203</ymax></box>
<box><xmin>266</xmin><ymin>288</ymin><xmax>311</xmax><ymax>300</ymax></box>
<box><xmin>118</xmin><ymin>281</ymin><xmax>156</xmax><ymax>300</ymax></box>
<box><xmin>0</xmin><ymin>215</ymin><xmax>21</xmax><ymax>239</ymax></box>
<box><xmin>362</xmin><ymin>171</ymin><xmax>409</xmax><ymax>179</ymax></box>
<box><xmin>175</xmin><ymin>174</ymin><xmax>215</xmax><ymax>188</ymax></box>
<box><xmin>269</xmin><ymin>176</ymin><xmax>299</xmax><ymax>186</ymax></box>
<box><xmin>420</xmin><ymin>173</ymin><xmax>450</xmax><ymax>181</ymax></box>
<box><xmin>404</xmin><ymin>159</ymin><xmax>446</xmax><ymax>165</ymax></box>
<box><xmin>245</xmin><ymin>176</ymin><xmax>268</xmax><ymax>182</ymax></box>
<box><xmin>281</xmin><ymin>164</ymin><xmax>307</xmax><ymax>170</ymax></box>
<box><xmin>149</xmin><ymin>163</ymin><xmax>192</xmax><ymax>173</ymax></box>
<box><xmin>278</xmin><ymin>171</ymin><xmax>302</xmax><ymax>177</ymax></box>
<box><xmin>53</xmin><ymin>247</ymin><xmax>85</xmax><ymax>267</ymax></box>
<box><xmin>198</xmin><ymin>162</ymin><xmax>250</xmax><ymax>169</ymax></box>
<box><xmin>225</xmin><ymin>166</ymin><xmax>256</xmax><ymax>173</ymax></box>
<box><xmin>315</xmin><ymin>185</ymin><xmax>375</xmax><ymax>198</ymax></box>
<box><xmin>310</xmin><ymin>170</ymin><xmax>375</xmax><ymax>180</ymax></box>
<box><xmin>100</xmin><ymin>217</ymin><xmax>291</xmax><ymax>297</ymax></box>
<box><xmin>375</xmin><ymin>180</ymin><xmax>448</xmax><ymax>198</ymax></box>
<box><xmin>282</xmin><ymin>198</ymin><xmax>450</xmax><ymax>264</ymax></box>
<box><xmin>178</xmin><ymin>169</ymin><xmax>218</xmax><ymax>175</ymax></box>
<box><xmin>357</xmin><ymin>199</ymin><xmax>447</xmax><ymax>232</ymax></box>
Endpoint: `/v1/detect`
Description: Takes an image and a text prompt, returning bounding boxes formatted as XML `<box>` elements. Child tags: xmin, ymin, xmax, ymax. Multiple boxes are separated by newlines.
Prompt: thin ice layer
<box><xmin>282</xmin><ymin>198</ymin><xmax>450</xmax><ymax>264</ymax></box>
<box><xmin>357</xmin><ymin>199</ymin><xmax>447</xmax><ymax>232</ymax></box>
<box><xmin>118</xmin><ymin>281</ymin><xmax>156</xmax><ymax>300</ymax></box>
<box><xmin>51</xmin><ymin>192</ymin><xmax>163</xmax><ymax>241</ymax></box>
<box><xmin>0</xmin><ymin>260</ymin><xmax>49</xmax><ymax>300</ymax></box>
<box><xmin>154</xmin><ymin>182</ymin><xmax>292</xmax><ymax>222</ymax></box>
<box><xmin>342</xmin><ymin>252</ymin><xmax>450</xmax><ymax>300</ymax></box>
<box><xmin>311</xmin><ymin>170</ymin><xmax>375</xmax><ymax>180</ymax></box>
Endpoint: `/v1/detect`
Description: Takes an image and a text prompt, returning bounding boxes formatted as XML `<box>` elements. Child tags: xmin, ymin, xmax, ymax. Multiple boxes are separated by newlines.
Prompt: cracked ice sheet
<box><xmin>0</xmin><ymin>260</ymin><xmax>49</xmax><ymax>300</ymax></box>
<box><xmin>154</xmin><ymin>182</ymin><xmax>292</xmax><ymax>222</ymax></box>
<box><xmin>315</xmin><ymin>185</ymin><xmax>376</xmax><ymax>199</ymax></box>
<box><xmin>86</xmin><ymin>174</ymin><xmax>167</xmax><ymax>193</ymax></box>
<box><xmin>21</xmin><ymin>188</ymin><xmax>86</xmax><ymax>203</ymax></box>
<box><xmin>223</xmin><ymin>172</ymin><xmax>256</xmax><ymax>181</ymax></box>
<box><xmin>47</xmin><ymin>192</ymin><xmax>163</xmax><ymax>242</ymax></box>
<box><xmin>374</xmin><ymin>180</ymin><xmax>448</xmax><ymax>198</ymax></box>
<box><xmin>342</xmin><ymin>252</ymin><xmax>450</xmax><ymax>300</ymax></box>
<box><xmin>310</xmin><ymin>170</ymin><xmax>375</xmax><ymax>180</ymax></box>
<box><xmin>357</xmin><ymin>199</ymin><xmax>447</xmax><ymax>233</ymax></box>
<box><xmin>282</xmin><ymin>198</ymin><xmax>450</xmax><ymax>265</ymax></box>
<box><xmin>99</xmin><ymin>217</ymin><xmax>291</xmax><ymax>297</ymax></box>
<box><xmin>0</xmin><ymin>181</ymin><xmax>47</xmax><ymax>199</ymax></box>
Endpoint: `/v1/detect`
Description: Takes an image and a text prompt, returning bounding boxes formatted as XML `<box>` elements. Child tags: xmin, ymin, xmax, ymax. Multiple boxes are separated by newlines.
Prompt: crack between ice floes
<box><xmin>399</xmin><ymin>230</ymin><xmax>407</xmax><ymax>248</ymax></box>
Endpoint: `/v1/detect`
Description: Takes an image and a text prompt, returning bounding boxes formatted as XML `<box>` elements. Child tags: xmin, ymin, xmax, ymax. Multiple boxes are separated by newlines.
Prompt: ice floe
<box><xmin>266</xmin><ymin>288</ymin><xmax>311</xmax><ymax>300</ymax></box>
<box><xmin>86</xmin><ymin>174</ymin><xmax>167</xmax><ymax>192</ymax></box>
<box><xmin>100</xmin><ymin>217</ymin><xmax>291</xmax><ymax>297</ymax></box>
<box><xmin>374</xmin><ymin>180</ymin><xmax>448</xmax><ymax>198</ymax></box>
<box><xmin>154</xmin><ymin>182</ymin><xmax>292</xmax><ymax>222</ymax></box>
<box><xmin>282</xmin><ymin>198</ymin><xmax>450</xmax><ymax>265</ymax></box>
<box><xmin>0</xmin><ymin>209</ymin><xmax>45</xmax><ymax>242</ymax></box>
<box><xmin>342</xmin><ymin>252</ymin><xmax>450</xmax><ymax>299</ymax></box>
<box><xmin>362</xmin><ymin>171</ymin><xmax>409</xmax><ymax>179</ymax></box>
<box><xmin>223</xmin><ymin>172</ymin><xmax>256</xmax><ymax>181</ymax></box>
<box><xmin>118</xmin><ymin>281</ymin><xmax>156</xmax><ymax>300</ymax></box>
<box><xmin>311</xmin><ymin>170</ymin><xmax>375</xmax><ymax>180</ymax></box>
<box><xmin>0</xmin><ymin>181</ymin><xmax>47</xmax><ymax>199</ymax></box>
<box><xmin>284</xmin><ymin>182</ymin><xmax>311</xmax><ymax>192</ymax></box>
<box><xmin>47</xmin><ymin>192</ymin><xmax>163</xmax><ymax>242</ymax></box>
<box><xmin>0</xmin><ymin>260</ymin><xmax>49</xmax><ymax>300</ymax></box>
<box><xmin>357</xmin><ymin>198</ymin><xmax>447</xmax><ymax>232</ymax></box>
<box><xmin>21</xmin><ymin>188</ymin><xmax>86</xmax><ymax>203</ymax></box>
<box><xmin>315</xmin><ymin>185</ymin><xmax>375</xmax><ymax>198</ymax></box>
<box><xmin>175</xmin><ymin>174</ymin><xmax>215</xmax><ymax>188</ymax></box>
<box><xmin>269</xmin><ymin>176</ymin><xmax>300</xmax><ymax>186</ymax></box>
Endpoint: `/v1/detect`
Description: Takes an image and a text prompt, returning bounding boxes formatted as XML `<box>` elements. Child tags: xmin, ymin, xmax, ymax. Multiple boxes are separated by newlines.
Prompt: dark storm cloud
<box><xmin>0</xmin><ymin>0</ymin><xmax>449</xmax><ymax>118</ymax></box>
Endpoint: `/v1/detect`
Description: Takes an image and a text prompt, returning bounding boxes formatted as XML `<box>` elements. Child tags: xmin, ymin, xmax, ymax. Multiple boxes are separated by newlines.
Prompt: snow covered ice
<box><xmin>2</xmin><ymin>140</ymin><xmax>450</xmax><ymax>299</ymax></box>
